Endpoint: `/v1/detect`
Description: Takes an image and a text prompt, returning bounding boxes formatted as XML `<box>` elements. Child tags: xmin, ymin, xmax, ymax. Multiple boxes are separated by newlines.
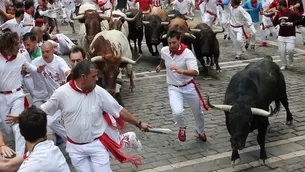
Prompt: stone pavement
<box><xmin>12</xmin><ymin>8</ymin><xmax>305</xmax><ymax>172</ymax></box>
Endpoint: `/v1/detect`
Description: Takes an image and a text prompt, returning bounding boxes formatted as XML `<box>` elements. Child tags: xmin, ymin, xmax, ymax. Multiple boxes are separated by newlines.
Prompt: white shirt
<box><xmin>18</xmin><ymin>140</ymin><xmax>70</xmax><ymax>172</ymax></box>
<box><xmin>41</xmin><ymin>84</ymin><xmax>123</xmax><ymax>143</ymax></box>
<box><xmin>98</xmin><ymin>0</ymin><xmax>113</xmax><ymax>9</ymax></box>
<box><xmin>31</xmin><ymin>55</ymin><xmax>70</xmax><ymax>97</ymax></box>
<box><xmin>0</xmin><ymin>53</ymin><xmax>37</xmax><ymax>91</ymax></box>
<box><xmin>171</xmin><ymin>0</ymin><xmax>191</xmax><ymax>15</ymax></box>
<box><xmin>160</xmin><ymin>46</ymin><xmax>199</xmax><ymax>86</ymax></box>
<box><xmin>230</xmin><ymin>6</ymin><xmax>252</xmax><ymax>26</ymax></box>
<box><xmin>0</xmin><ymin>18</ymin><xmax>25</xmax><ymax>37</ymax></box>
<box><xmin>205</xmin><ymin>0</ymin><xmax>218</xmax><ymax>14</ymax></box>
<box><xmin>22</xmin><ymin>12</ymin><xmax>34</xmax><ymax>34</ymax></box>
<box><xmin>262</xmin><ymin>0</ymin><xmax>272</xmax><ymax>9</ymax></box>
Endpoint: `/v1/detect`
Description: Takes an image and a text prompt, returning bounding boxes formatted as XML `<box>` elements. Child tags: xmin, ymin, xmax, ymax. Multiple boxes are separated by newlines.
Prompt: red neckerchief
<box><xmin>251</xmin><ymin>0</ymin><xmax>257</xmax><ymax>8</ymax></box>
<box><xmin>218</xmin><ymin>0</ymin><xmax>224</xmax><ymax>9</ymax></box>
<box><xmin>279</xmin><ymin>8</ymin><xmax>289</xmax><ymax>17</ymax></box>
<box><xmin>170</xmin><ymin>43</ymin><xmax>188</xmax><ymax>55</ymax></box>
<box><xmin>232</xmin><ymin>4</ymin><xmax>239</xmax><ymax>8</ymax></box>
<box><xmin>69</xmin><ymin>80</ymin><xmax>92</xmax><ymax>95</ymax></box>
<box><xmin>1</xmin><ymin>52</ymin><xmax>17</xmax><ymax>62</ymax></box>
<box><xmin>24</xmin><ymin>9</ymin><xmax>33</xmax><ymax>16</ymax></box>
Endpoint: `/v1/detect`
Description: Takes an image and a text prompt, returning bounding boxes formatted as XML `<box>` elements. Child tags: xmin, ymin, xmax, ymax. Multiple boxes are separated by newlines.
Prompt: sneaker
<box><xmin>280</xmin><ymin>65</ymin><xmax>287</xmax><ymax>70</ymax></box>
<box><xmin>259</xmin><ymin>42</ymin><xmax>268</xmax><ymax>47</ymax></box>
<box><xmin>224</xmin><ymin>34</ymin><xmax>227</xmax><ymax>40</ymax></box>
<box><xmin>121</xmin><ymin>132</ymin><xmax>142</xmax><ymax>152</ymax></box>
<box><xmin>198</xmin><ymin>133</ymin><xmax>207</xmax><ymax>142</ymax></box>
<box><xmin>178</xmin><ymin>127</ymin><xmax>186</xmax><ymax>142</ymax></box>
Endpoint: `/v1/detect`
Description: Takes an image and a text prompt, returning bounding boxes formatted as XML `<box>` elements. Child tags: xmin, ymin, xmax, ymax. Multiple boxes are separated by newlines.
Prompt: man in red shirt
<box><xmin>135</xmin><ymin>0</ymin><xmax>153</xmax><ymax>13</ymax></box>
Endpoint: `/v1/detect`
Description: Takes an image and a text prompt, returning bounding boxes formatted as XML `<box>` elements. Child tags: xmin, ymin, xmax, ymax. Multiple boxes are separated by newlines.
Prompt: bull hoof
<box><xmin>231</xmin><ymin>158</ymin><xmax>240</xmax><ymax>167</ymax></box>
<box><xmin>286</xmin><ymin>120</ymin><xmax>293</xmax><ymax>125</ymax></box>
<box><xmin>217</xmin><ymin>69</ymin><xmax>221</xmax><ymax>73</ymax></box>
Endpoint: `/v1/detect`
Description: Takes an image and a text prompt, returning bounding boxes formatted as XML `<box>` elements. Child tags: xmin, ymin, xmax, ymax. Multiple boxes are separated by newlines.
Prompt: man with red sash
<box><xmin>96</xmin><ymin>0</ymin><xmax>114</xmax><ymax>15</ymax></box>
<box><xmin>263</xmin><ymin>0</ymin><xmax>302</xmax><ymax>70</ymax></box>
<box><xmin>8</xmin><ymin>60</ymin><xmax>151</xmax><ymax>171</ymax></box>
<box><xmin>156</xmin><ymin>29</ymin><xmax>208</xmax><ymax>142</ymax></box>
<box><xmin>229</xmin><ymin>0</ymin><xmax>253</xmax><ymax>59</ymax></box>
<box><xmin>135</xmin><ymin>0</ymin><xmax>153</xmax><ymax>13</ymax></box>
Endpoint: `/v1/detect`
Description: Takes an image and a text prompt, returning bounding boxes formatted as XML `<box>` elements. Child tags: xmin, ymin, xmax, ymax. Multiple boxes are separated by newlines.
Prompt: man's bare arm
<box><xmin>0</xmin><ymin>155</ymin><xmax>24</xmax><ymax>172</ymax></box>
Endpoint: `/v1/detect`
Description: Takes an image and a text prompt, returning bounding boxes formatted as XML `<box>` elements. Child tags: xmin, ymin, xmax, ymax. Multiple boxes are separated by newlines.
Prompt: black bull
<box><xmin>190</xmin><ymin>23</ymin><xmax>224</xmax><ymax>73</ymax></box>
<box><xmin>143</xmin><ymin>15</ymin><xmax>169</xmax><ymax>56</ymax></box>
<box><xmin>207</xmin><ymin>57</ymin><xmax>293</xmax><ymax>165</ymax></box>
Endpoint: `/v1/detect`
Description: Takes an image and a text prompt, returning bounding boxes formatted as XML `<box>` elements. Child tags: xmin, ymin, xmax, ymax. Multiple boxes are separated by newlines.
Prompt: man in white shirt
<box><xmin>0</xmin><ymin>32</ymin><xmax>43</xmax><ymax>156</ymax></box>
<box><xmin>0</xmin><ymin>8</ymin><xmax>25</xmax><ymax>37</ymax></box>
<box><xmin>171</xmin><ymin>0</ymin><xmax>192</xmax><ymax>15</ymax></box>
<box><xmin>229</xmin><ymin>0</ymin><xmax>253</xmax><ymax>59</ymax></box>
<box><xmin>18</xmin><ymin>106</ymin><xmax>71</xmax><ymax>172</ymax></box>
<box><xmin>8</xmin><ymin>60</ymin><xmax>152</xmax><ymax>171</ymax></box>
<box><xmin>23</xmin><ymin>1</ymin><xmax>35</xmax><ymax>34</ymax></box>
<box><xmin>156</xmin><ymin>29</ymin><xmax>207</xmax><ymax>142</ymax></box>
<box><xmin>97</xmin><ymin>0</ymin><xmax>113</xmax><ymax>15</ymax></box>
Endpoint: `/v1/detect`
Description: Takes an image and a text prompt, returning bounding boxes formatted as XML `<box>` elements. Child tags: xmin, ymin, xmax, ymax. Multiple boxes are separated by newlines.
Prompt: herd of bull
<box><xmin>69</xmin><ymin>3</ymin><xmax>295</xmax><ymax>167</ymax></box>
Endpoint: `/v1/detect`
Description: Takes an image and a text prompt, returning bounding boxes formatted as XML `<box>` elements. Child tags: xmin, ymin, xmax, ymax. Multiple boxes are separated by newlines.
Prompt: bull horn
<box><xmin>190</xmin><ymin>29</ymin><xmax>201</xmax><ymax>33</ymax></box>
<box><xmin>142</xmin><ymin>21</ymin><xmax>150</xmax><ymax>24</ymax></box>
<box><xmin>71</xmin><ymin>14</ymin><xmax>84</xmax><ymax>20</ymax></box>
<box><xmin>161</xmin><ymin>34</ymin><xmax>167</xmax><ymax>39</ymax></box>
<box><xmin>213</xmin><ymin>27</ymin><xmax>225</xmax><ymax>34</ymax></box>
<box><xmin>161</xmin><ymin>22</ymin><xmax>169</xmax><ymax>25</ymax></box>
<box><xmin>184</xmin><ymin>32</ymin><xmax>196</xmax><ymax>39</ymax></box>
<box><xmin>207</xmin><ymin>95</ymin><xmax>232</xmax><ymax>112</ymax></box>
<box><xmin>125</xmin><ymin>11</ymin><xmax>139</xmax><ymax>22</ymax></box>
<box><xmin>91</xmin><ymin>56</ymin><xmax>103</xmax><ymax>62</ymax></box>
<box><xmin>185</xmin><ymin>16</ymin><xmax>194</xmax><ymax>21</ymax></box>
<box><xmin>168</xmin><ymin>14</ymin><xmax>175</xmax><ymax>17</ymax></box>
<box><xmin>121</xmin><ymin>57</ymin><xmax>136</xmax><ymax>64</ymax></box>
<box><xmin>251</xmin><ymin>106</ymin><xmax>274</xmax><ymax>117</ymax></box>
<box><xmin>99</xmin><ymin>14</ymin><xmax>111</xmax><ymax>19</ymax></box>
<box><xmin>125</xmin><ymin>11</ymin><xmax>132</xmax><ymax>16</ymax></box>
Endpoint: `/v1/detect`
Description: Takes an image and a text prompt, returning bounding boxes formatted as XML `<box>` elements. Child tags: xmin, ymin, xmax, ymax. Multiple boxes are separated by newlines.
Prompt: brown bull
<box><xmin>90</xmin><ymin>30</ymin><xmax>136</xmax><ymax>106</ymax></box>
<box><xmin>144</xmin><ymin>6</ymin><xmax>168</xmax><ymax>22</ymax></box>
<box><xmin>72</xmin><ymin>8</ymin><xmax>110</xmax><ymax>52</ymax></box>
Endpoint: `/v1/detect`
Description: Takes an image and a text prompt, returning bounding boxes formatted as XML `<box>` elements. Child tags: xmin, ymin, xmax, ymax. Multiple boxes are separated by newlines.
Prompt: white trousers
<box><xmin>168</xmin><ymin>84</ymin><xmax>205</xmax><ymax>135</ymax></box>
<box><xmin>278</xmin><ymin>36</ymin><xmax>296</xmax><ymax>66</ymax></box>
<box><xmin>203</xmin><ymin>12</ymin><xmax>216</xmax><ymax>28</ymax></box>
<box><xmin>296</xmin><ymin>26</ymin><xmax>305</xmax><ymax>43</ymax></box>
<box><xmin>230</xmin><ymin>26</ymin><xmax>245</xmax><ymax>56</ymax></box>
<box><xmin>0</xmin><ymin>91</ymin><xmax>26</xmax><ymax>156</ymax></box>
<box><xmin>23</xmin><ymin>76</ymin><xmax>35</xmax><ymax>98</ymax></box>
<box><xmin>261</xmin><ymin>16</ymin><xmax>278</xmax><ymax>42</ymax></box>
<box><xmin>199</xmin><ymin>2</ymin><xmax>206</xmax><ymax>22</ymax></box>
<box><xmin>250</xmin><ymin>23</ymin><xmax>259</xmax><ymax>45</ymax></box>
<box><xmin>66</xmin><ymin>140</ymin><xmax>112</xmax><ymax>172</ymax></box>
<box><xmin>221</xmin><ymin>10</ymin><xmax>230</xmax><ymax>35</ymax></box>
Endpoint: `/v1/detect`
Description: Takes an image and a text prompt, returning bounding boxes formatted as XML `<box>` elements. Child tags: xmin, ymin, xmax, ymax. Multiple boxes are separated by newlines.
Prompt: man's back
<box><xmin>18</xmin><ymin>140</ymin><xmax>70</xmax><ymax>172</ymax></box>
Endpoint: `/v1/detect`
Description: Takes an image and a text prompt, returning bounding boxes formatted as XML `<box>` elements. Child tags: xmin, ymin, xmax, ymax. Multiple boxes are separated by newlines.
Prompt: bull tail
<box><xmin>273</xmin><ymin>100</ymin><xmax>281</xmax><ymax>115</ymax></box>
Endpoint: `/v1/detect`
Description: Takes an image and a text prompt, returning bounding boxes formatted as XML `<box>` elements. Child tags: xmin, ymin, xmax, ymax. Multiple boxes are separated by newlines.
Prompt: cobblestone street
<box><xmin>11</xmin><ymin>9</ymin><xmax>305</xmax><ymax>172</ymax></box>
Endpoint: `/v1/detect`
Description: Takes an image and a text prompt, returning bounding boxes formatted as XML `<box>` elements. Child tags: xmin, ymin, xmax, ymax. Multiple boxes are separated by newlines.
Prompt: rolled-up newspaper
<box><xmin>148</xmin><ymin>128</ymin><xmax>173</xmax><ymax>134</ymax></box>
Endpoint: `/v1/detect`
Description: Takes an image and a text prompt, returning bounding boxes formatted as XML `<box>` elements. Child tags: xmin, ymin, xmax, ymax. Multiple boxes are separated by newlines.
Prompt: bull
<box><xmin>108</xmin><ymin>10</ymin><xmax>139</xmax><ymax>38</ymax></box>
<box><xmin>161</xmin><ymin>17</ymin><xmax>196</xmax><ymax>49</ymax></box>
<box><xmin>72</xmin><ymin>3</ymin><xmax>110</xmax><ymax>53</ymax></box>
<box><xmin>125</xmin><ymin>8</ymin><xmax>144</xmax><ymax>55</ymax></box>
<box><xmin>167</xmin><ymin>9</ymin><xmax>194</xmax><ymax>21</ymax></box>
<box><xmin>207</xmin><ymin>57</ymin><xmax>293</xmax><ymax>165</ymax></box>
<box><xmin>142</xmin><ymin>7</ymin><xmax>169</xmax><ymax>56</ymax></box>
<box><xmin>190</xmin><ymin>23</ymin><xmax>224</xmax><ymax>73</ymax></box>
<box><xmin>89</xmin><ymin>30</ymin><xmax>136</xmax><ymax>105</ymax></box>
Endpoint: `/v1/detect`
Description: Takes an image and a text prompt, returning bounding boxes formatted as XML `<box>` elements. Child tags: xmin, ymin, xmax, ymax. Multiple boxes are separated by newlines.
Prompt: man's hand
<box><xmin>5</xmin><ymin>115</ymin><xmax>19</xmax><ymax>126</ymax></box>
<box><xmin>140</xmin><ymin>122</ymin><xmax>152</xmax><ymax>131</ymax></box>
<box><xmin>0</xmin><ymin>145</ymin><xmax>15</xmax><ymax>158</ymax></box>
<box><xmin>37</xmin><ymin>64</ymin><xmax>46</xmax><ymax>73</ymax></box>
<box><xmin>170</xmin><ymin>66</ymin><xmax>184</xmax><ymax>74</ymax></box>
<box><xmin>156</xmin><ymin>65</ymin><xmax>162</xmax><ymax>73</ymax></box>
